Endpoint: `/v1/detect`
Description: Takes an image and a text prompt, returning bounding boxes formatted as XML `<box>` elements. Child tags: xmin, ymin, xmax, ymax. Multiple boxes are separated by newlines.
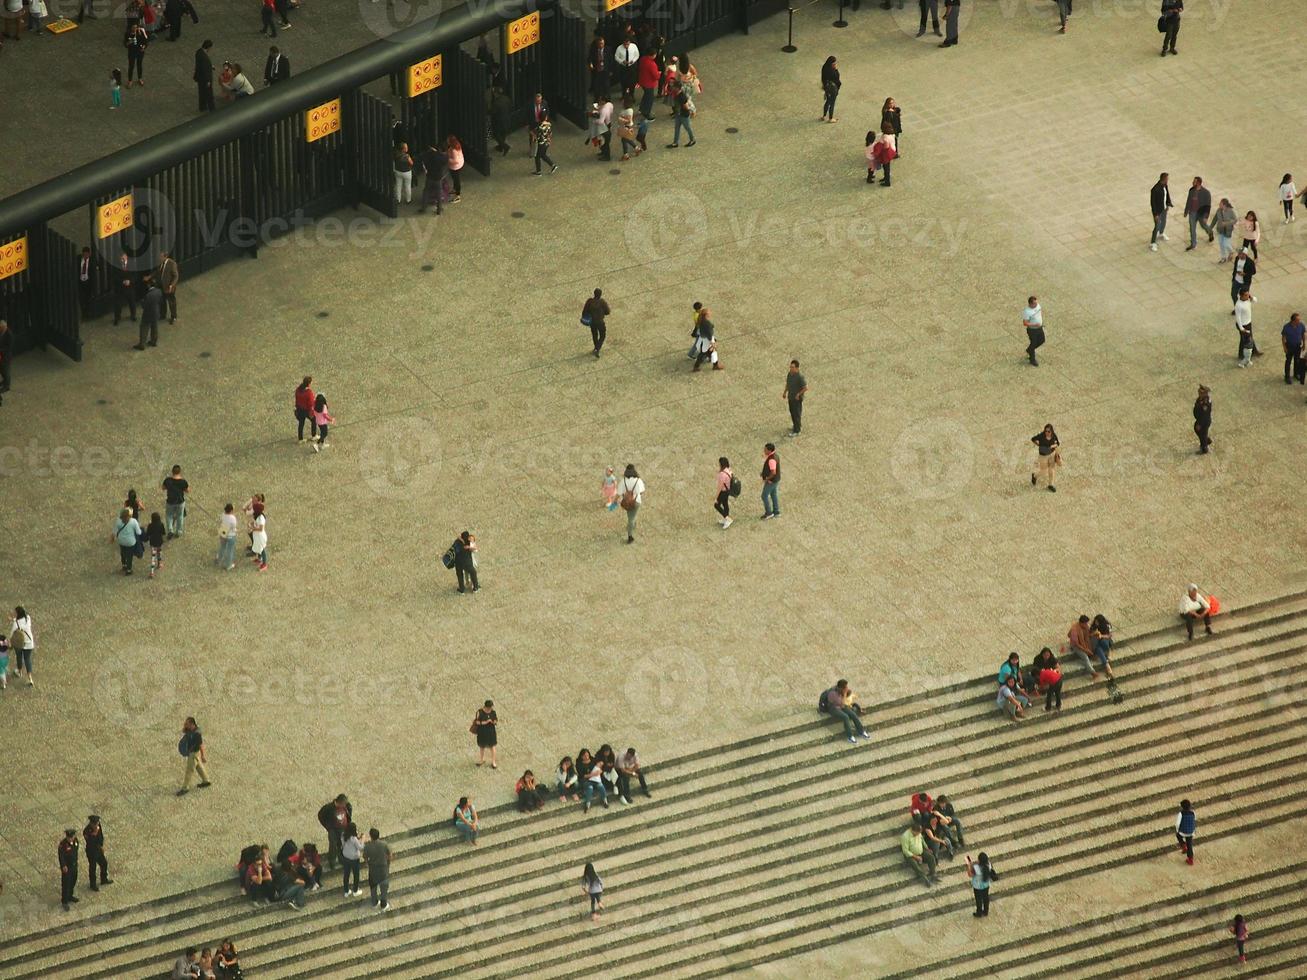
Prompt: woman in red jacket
<box><xmin>294</xmin><ymin>376</ymin><xmax>316</xmax><ymax>443</ymax></box>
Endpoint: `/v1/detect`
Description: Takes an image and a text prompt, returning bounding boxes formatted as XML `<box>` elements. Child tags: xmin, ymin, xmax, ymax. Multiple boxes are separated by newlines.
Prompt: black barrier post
<box><xmin>782</xmin><ymin>7</ymin><xmax>796</xmax><ymax>51</ymax></box>
<box><xmin>833</xmin><ymin>0</ymin><xmax>847</xmax><ymax>28</ymax></box>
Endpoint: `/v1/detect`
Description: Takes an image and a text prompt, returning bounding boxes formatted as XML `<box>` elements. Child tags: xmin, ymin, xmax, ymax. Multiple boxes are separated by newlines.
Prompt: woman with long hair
<box><xmin>580</xmin><ymin>863</ymin><xmax>605</xmax><ymax>920</ymax></box>
<box><xmin>1030</xmin><ymin>423</ymin><xmax>1060</xmax><ymax>493</ymax></box>
<box><xmin>9</xmin><ymin>606</ymin><xmax>34</xmax><ymax>686</ymax></box>
<box><xmin>446</xmin><ymin>135</ymin><xmax>465</xmax><ymax>202</ymax></box>
<box><xmin>1238</xmin><ymin>210</ymin><xmax>1261</xmax><ymax>259</ymax></box>
<box><xmin>820</xmin><ymin>56</ymin><xmax>840</xmax><ymax>123</ymax></box>
<box><xmin>965</xmin><ymin>852</ymin><xmax>998</xmax><ymax>916</ymax></box>
<box><xmin>715</xmin><ymin>457</ymin><xmax>733</xmax><ymax>528</ymax></box>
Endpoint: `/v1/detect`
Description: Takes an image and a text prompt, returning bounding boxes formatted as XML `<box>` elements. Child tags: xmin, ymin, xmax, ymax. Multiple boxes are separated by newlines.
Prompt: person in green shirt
<box><xmin>901</xmin><ymin>825</ymin><xmax>937</xmax><ymax>885</ymax></box>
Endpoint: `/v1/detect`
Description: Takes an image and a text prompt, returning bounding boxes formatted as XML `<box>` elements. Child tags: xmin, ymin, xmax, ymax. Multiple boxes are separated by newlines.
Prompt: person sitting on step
<box><xmin>997</xmin><ymin>675</ymin><xmax>1028</xmax><ymax>722</ymax></box>
<box><xmin>1179</xmin><ymin>584</ymin><xmax>1215</xmax><ymax>641</ymax></box>
<box><xmin>901</xmin><ymin>824</ymin><xmax>938</xmax><ymax>886</ymax></box>
<box><xmin>516</xmin><ymin>770</ymin><xmax>548</xmax><ymax>812</ymax></box>
<box><xmin>1065</xmin><ymin>614</ymin><xmax>1100</xmax><ymax>679</ymax></box>
<box><xmin>823</xmin><ymin>679</ymin><xmax>871</xmax><ymax>744</ymax></box>
<box><xmin>922</xmin><ymin>812</ymin><xmax>956</xmax><ymax>862</ymax></box>
<box><xmin>1089</xmin><ymin>614</ymin><xmax>1116</xmax><ymax>680</ymax></box>
<box><xmin>933</xmin><ymin>794</ymin><xmax>965</xmax><ymax>847</ymax></box>
<box><xmin>909</xmin><ymin>790</ymin><xmax>934</xmax><ymax>829</ymax></box>
<box><xmin>556</xmin><ymin>756</ymin><xmax>581</xmax><ymax>802</ymax></box>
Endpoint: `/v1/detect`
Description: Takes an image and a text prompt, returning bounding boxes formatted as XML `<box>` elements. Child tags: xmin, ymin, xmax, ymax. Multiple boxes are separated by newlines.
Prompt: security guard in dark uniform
<box><xmin>59</xmin><ymin>829</ymin><xmax>80</xmax><ymax>910</ymax></box>
<box><xmin>84</xmin><ymin>815</ymin><xmax>112</xmax><ymax>891</ymax></box>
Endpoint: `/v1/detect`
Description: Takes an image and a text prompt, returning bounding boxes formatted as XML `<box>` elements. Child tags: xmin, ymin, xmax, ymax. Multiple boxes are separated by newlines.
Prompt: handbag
<box><xmin>1156</xmin><ymin>15</ymin><xmax>1166</xmax><ymax>31</ymax></box>
<box><xmin>469</xmin><ymin>718</ymin><xmax>480</xmax><ymax>734</ymax></box>
<box><xmin>441</xmin><ymin>543</ymin><xmax>456</xmax><ymax>569</ymax></box>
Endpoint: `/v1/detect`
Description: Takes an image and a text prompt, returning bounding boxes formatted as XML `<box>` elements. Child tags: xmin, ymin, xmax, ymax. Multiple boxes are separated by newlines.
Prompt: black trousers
<box><xmin>198</xmin><ymin>81</ymin><xmax>215</xmax><ymax>112</ymax></box>
<box><xmin>714</xmin><ymin>489</ymin><xmax>730</xmax><ymax>519</ymax></box>
<box><xmin>1194</xmin><ymin>421</ymin><xmax>1210</xmax><ymax>452</ymax></box>
<box><xmin>590</xmin><ymin>322</ymin><xmax>606</xmax><ymax>352</ymax></box>
<box><xmin>127</xmin><ymin>49</ymin><xmax>145</xmax><ymax>81</ymax></box>
<box><xmin>0</xmin><ymin>353</ymin><xmax>9</xmax><ymax>391</ymax></box>
<box><xmin>973</xmin><ymin>886</ymin><xmax>989</xmax><ymax>915</ymax></box>
<box><xmin>788</xmin><ymin>398</ymin><xmax>803</xmax><ymax>433</ymax></box>
<box><xmin>87</xmin><ymin>848</ymin><xmax>109</xmax><ymax>884</ymax></box>
<box><xmin>456</xmin><ymin>564</ymin><xmax>479</xmax><ymax>591</ymax></box>
<box><xmin>113</xmin><ymin>286</ymin><xmax>136</xmax><ymax>324</ymax></box>
<box><xmin>599</xmin><ymin>130</ymin><xmax>612</xmax><ymax>158</ymax></box>
<box><xmin>79</xmin><ymin>284</ymin><xmax>93</xmax><ymax>318</ymax></box>
<box><xmin>919</xmin><ymin>0</ymin><xmax>938</xmax><ymax>31</ymax></box>
<box><xmin>1284</xmin><ymin>350</ymin><xmax>1303</xmax><ymax>382</ymax></box>
<box><xmin>61</xmin><ymin>867</ymin><xmax>77</xmax><ymax>905</ymax></box>
<box><xmin>1184</xmin><ymin>611</ymin><xmax>1211</xmax><ymax>639</ymax></box>
<box><xmin>1162</xmin><ymin>18</ymin><xmax>1179</xmax><ymax>51</ymax></box>
<box><xmin>295</xmin><ymin>408</ymin><xmax>318</xmax><ymax>440</ymax></box>
<box><xmin>1044</xmin><ymin>679</ymin><xmax>1062</xmax><ymax>711</ymax></box>
<box><xmin>1176</xmin><ymin>832</ymin><xmax>1193</xmax><ymax>859</ymax></box>
<box><xmin>1026</xmin><ymin>326</ymin><xmax>1045</xmax><ymax>357</ymax></box>
<box><xmin>944</xmin><ymin>4</ymin><xmax>959</xmax><ymax>42</ymax></box>
<box><xmin>616</xmin><ymin>770</ymin><xmax>649</xmax><ymax>798</ymax></box>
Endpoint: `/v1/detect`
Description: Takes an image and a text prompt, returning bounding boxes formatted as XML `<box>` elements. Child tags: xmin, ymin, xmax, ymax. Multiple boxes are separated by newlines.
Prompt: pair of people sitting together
<box><xmin>818</xmin><ymin>679</ymin><xmax>872</xmax><ymax>743</ymax></box>
<box><xmin>901</xmin><ymin>790</ymin><xmax>965</xmax><ymax>884</ymax></box>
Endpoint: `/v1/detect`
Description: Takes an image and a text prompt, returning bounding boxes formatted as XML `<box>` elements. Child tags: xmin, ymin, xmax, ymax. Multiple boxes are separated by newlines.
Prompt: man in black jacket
<box><xmin>264</xmin><ymin>46</ymin><xmax>290</xmax><ymax>86</ymax></box>
<box><xmin>1160</xmin><ymin>0</ymin><xmax>1182</xmax><ymax>56</ymax></box>
<box><xmin>1183</xmin><ymin>176</ymin><xmax>1213</xmax><ymax>250</ymax></box>
<box><xmin>1230</xmin><ymin>248</ymin><xmax>1256</xmax><ymax>312</ymax></box>
<box><xmin>84</xmin><ymin>816</ymin><xmax>112</xmax><ymax>890</ymax></box>
<box><xmin>1149</xmin><ymin>172</ymin><xmax>1171</xmax><ymax>251</ymax></box>
<box><xmin>317</xmin><ymin>794</ymin><xmax>352</xmax><ymax>869</ymax></box>
<box><xmin>1192</xmin><ymin>385</ymin><xmax>1211</xmax><ymax>454</ymax></box>
<box><xmin>194</xmin><ymin>39</ymin><xmax>215</xmax><ymax>112</ymax></box>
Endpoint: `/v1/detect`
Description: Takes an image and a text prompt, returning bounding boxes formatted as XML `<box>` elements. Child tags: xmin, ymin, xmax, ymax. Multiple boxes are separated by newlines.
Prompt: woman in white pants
<box><xmin>393</xmin><ymin>143</ymin><xmax>414</xmax><ymax>205</ymax></box>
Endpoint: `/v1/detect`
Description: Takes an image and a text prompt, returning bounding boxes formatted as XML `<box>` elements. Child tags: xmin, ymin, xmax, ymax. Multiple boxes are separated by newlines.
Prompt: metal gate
<box><xmin>501</xmin><ymin>22</ymin><xmax>544</xmax><ymax>121</ymax></box>
<box><xmin>541</xmin><ymin>6</ymin><xmax>589</xmax><ymax>130</ymax></box>
<box><xmin>443</xmin><ymin>50</ymin><xmax>491</xmax><ymax>177</ymax></box>
<box><xmin>347</xmin><ymin>88</ymin><xmax>399</xmax><ymax>219</ymax></box>
<box><xmin>0</xmin><ymin>227</ymin><xmax>81</xmax><ymax>360</ymax></box>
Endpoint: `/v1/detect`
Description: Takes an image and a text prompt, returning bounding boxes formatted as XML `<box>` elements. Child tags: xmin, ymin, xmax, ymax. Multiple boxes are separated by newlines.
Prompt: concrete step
<box><xmin>77</xmin><ymin>641</ymin><xmax>1307</xmax><ymax>980</ymax></box>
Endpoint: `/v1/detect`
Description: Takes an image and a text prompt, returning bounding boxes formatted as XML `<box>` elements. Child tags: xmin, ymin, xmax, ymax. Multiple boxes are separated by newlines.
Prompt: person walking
<box><xmin>1283</xmin><ymin>313</ymin><xmax>1306</xmax><ymax>384</ymax></box>
<box><xmin>965</xmin><ymin>853</ymin><xmax>998</xmax><ymax>916</ymax></box>
<box><xmin>692</xmin><ymin>308</ymin><xmax>721</xmax><ymax>371</ymax></box>
<box><xmin>667</xmin><ymin>84</ymin><xmax>696</xmax><ymax>148</ymax></box>
<box><xmin>783</xmin><ymin>360</ymin><xmax>809</xmax><ymax>435</ymax></box>
<box><xmin>452</xmin><ymin>530</ymin><xmax>479</xmax><ymax>593</ymax></box>
<box><xmin>1055</xmin><ymin>0</ymin><xmax>1071</xmax><ymax>32</ymax></box>
<box><xmin>760</xmin><ymin>443</ymin><xmax>781</xmax><ymax>519</ymax></box>
<box><xmin>1182</xmin><ymin>177</ymin><xmax>1213</xmax><ymax>251</ymax></box>
<box><xmin>161</xmin><ymin>464</ymin><xmax>189</xmax><ymax>538</ymax></box>
<box><xmin>341</xmin><ymin>823</ymin><xmax>364</xmax><ymax>897</ymax></box>
<box><xmin>1030</xmin><ymin>424</ymin><xmax>1060</xmax><ymax>492</ymax></box>
<box><xmin>9</xmin><ymin>606</ymin><xmax>35</xmax><ymax>686</ymax></box>
<box><xmin>263</xmin><ymin>45</ymin><xmax>290</xmax><ymax>86</ymax></box>
<box><xmin>250</xmin><ymin>501</ymin><xmax>268</xmax><ymax>571</ymax></box>
<box><xmin>216</xmin><ymin>503</ymin><xmax>238</xmax><ymax>570</ymax></box>
<box><xmin>940</xmin><ymin>0</ymin><xmax>960</xmax><ymax>47</ymax></box>
<box><xmin>158</xmin><ymin>252</ymin><xmax>179</xmax><ymax>323</ymax></box>
<box><xmin>489</xmin><ymin>87</ymin><xmax>512</xmax><ymax>157</ymax></box>
<box><xmin>143</xmin><ymin>512</ymin><xmax>165</xmax><ymax>579</ymax></box>
<box><xmin>581</xmin><ymin>863</ymin><xmax>605</xmax><ymax>921</ymax></box>
<box><xmin>446</xmin><ymin>136</ymin><xmax>465</xmax><ymax>202</ymax></box>
<box><xmin>134</xmin><ymin>274</ymin><xmax>163</xmax><ymax>350</ymax></box>
<box><xmin>176</xmin><ymin>716</ymin><xmax>212</xmax><ymax>795</ymax></box>
<box><xmin>1280</xmin><ymin>174</ymin><xmax>1297</xmax><ymax>223</ymax></box>
<box><xmin>582</xmin><ymin>288</ymin><xmax>610</xmax><ymax>358</ymax></box>
<box><xmin>1149</xmin><ymin>172</ymin><xmax>1172</xmax><ymax>251</ymax></box>
<box><xmin>1160</xmin><ymin>0</ymin><xmax>1182</xmax><ymax>56</ymax></box>
<box><xmin>310</xmin><ymin>393</ymin><xmax>334</xmax><ymax>452</ymax></box>
<box><xmin>1192</xmin><ymin>385</ymin><xmax>1212</xmax><ymax>454</ymax></box>
<box><xmin>1230</xmin><ymin>247</ymin><xmax>1256</xmax><ymax>318</ymax></box>
<box><xmin>1175</xmin><ymin>799</ymin><xmax>1196</xmax><ymax>865</ymax></box>
<box><xmin>363</xmin><ymin>828</ymin><xmax>392</xmax><ymax>910</ymax></box>
<box><xmin>1212</xmin><ymin>198</ymin><xmax>1237</xmax><ymax>263</ymax></box>
<box><xmin>618</xmin><ymin>464</ymin><xmax>645</xmax><ymax>543</ymax></box>
<box><xmin>532</xmin><ymin>114</ymin><xmax>557</xmax><ymax>175</ymax></box>
<box><xmin>194</xmin><ymin>39</ymin><xmax>215</xmax><ymax>111</ymax></box>
<box><xmin>393</xmin><ymin>143</ymin><xmax>414</xmax><ymax>206</ymax></box>
<box><xmin>1237</xmin><ymin>210</ymin><xmax>1261</xmax><ymax>260</ymax></box>
<box><xmin>1234</xmin><ymin>290</ymin><xmax>1254</xmax><ymax>367</ymax></box>
<box><xmin>59</xmin><ymin>829</ymin><xmax>80</xmax><ymax>911</ymax></box>
<box><xmin>294</xmin><ymin>376</ymin><xmax>316</xmax><ymax>442</ymax></box>
<box><xmin>472</xmin><ymin>699</ymin><xmax>498</xmax><ymax>767</ymax></box>
<box><xmin>820</xmin><ymin>56</ymin><xmax>840</xmax><ymax>123</ymax></box>
<box><xmin>259</xmin><ymin>0</ymin><xmax>277</xmax><ymax>37</ymax></box>
<box><xmin>83</xmin><ymin>816</ymin><xmax>112</xmax><ymax>891</ymax></box>
<box><xmin>880</xmin><ymin>98</ymin><xmax>903</xmax><ymax>156</ymax></box>
<box><xmin>917</xmin><ymin>0</ymin><xmax>940</xmax><ymax>37</ymax></box>
<box><xmin>714</xmin><ymin>457</ymin><xmax>736</xmax><ymax>529</ymax></box>
<box><xmin>1022</xmin><ymin>296</ymin><xmax>1044</xmax><ymax>366</ymax></box>
<box><xmin>1231</xmin><ymin>914</ymin><xmax>1249</xmax><ymax>965</ymax></box>
<box><xmin>113</xmin><ymin>507</ymin><xmax>143</xmax><ymax>575</ymax></box>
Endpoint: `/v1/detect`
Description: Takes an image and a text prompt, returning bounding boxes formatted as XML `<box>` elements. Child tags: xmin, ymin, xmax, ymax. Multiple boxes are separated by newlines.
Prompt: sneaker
<box><xmin>289</xmin><ymin>902</ymin><xmax>304</xmax><ymax>911</ymax></box>
<box><xmin>1159</xmin><ymin>233</ymin><xmax>1169</xmax><ymax>241</ymax></box>
<box><xmin>198</xmin><ymin>781</ymin><xmax>212</xmax><ymax>788</ymax></box>
<box><xmin>311</xmin><ymin>883</ymin><xmax>321</xmax><ymax>892</ymax></box>
<box><xmin>861</xmin><ymin>731</ymin><xmax>872</xmax><ymax>739</ymax></box>
<box><xmin>847</xmin><ymin>736</ymin><xmax>857</xmax><ymax>744</ymax></box>
<box><xmin>176</xmin><ymin>788</ymin><xmax>189</xmax><ymax>796</ymax></box>
<box><xmin>583</xmin><ymin>801</ymin><xmax>591</xmax><ymax>814</ymax></box>
<box><xmin>374</xmin><ymin>900</ymin><xmax>381</xmax><ymax>908</ymax></box>
<box><xmin>312</xmin><ymin>442</ymin><xmax>320</xmax><ymax>453</ymax></box>
<box><xmin>721</xmin><ymin>517</ymin><xmax>732</xmax><ymax>529</ymax></box>
<box><xmin>621</xmin><ymin>796</ymin><xmax>631</xmax><ymax>805</ymax></box>
<box><xmin>550</xmin><ymin>164</ymin><xmax>558</xmax><ymax>173</ymax></box>
<box><xmin>380</xmin><ymin>902</ymin><xmax>391</xmax><ymax>912</ymax></box>
<box><xmin>1149</xmin><ymin>243</ymin><xmax>1158</xmax><ymax>252</ymax></box>
<box><xmin>686</xmin><ymin>140</ymin><xmax>696</xmax><ymax>147</ymax></box>
<box><xmin>761</xmin><ymin>513</ymin><xmax>773</xmax><ymax>520</ymax></box>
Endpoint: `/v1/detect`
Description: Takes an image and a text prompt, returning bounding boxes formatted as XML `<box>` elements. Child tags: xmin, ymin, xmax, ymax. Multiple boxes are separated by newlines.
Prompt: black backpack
<box><xmin>817</xmin><ymin>688</ymin><xmax>832</xmax><ymax>714</ymax></box>
<box><xmin>442</xmin><ymin>542</ymin><xmax>457</xmax><ymax>569</ymax></box>
<box><xmin>728</xmin><ymin>474</ymin><xmax>742</xmax><ymax>498</ymax></box>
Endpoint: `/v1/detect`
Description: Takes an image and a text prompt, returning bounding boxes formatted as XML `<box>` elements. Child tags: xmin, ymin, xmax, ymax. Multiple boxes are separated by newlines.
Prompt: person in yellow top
<box><xmin>901</xmin><ymin>825</ymin><xmax>937</xmax><ymax>885</ymax></box>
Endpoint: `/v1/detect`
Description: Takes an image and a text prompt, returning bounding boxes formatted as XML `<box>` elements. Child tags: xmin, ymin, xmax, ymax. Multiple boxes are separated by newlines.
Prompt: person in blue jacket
<box><xmin>1175</xmin><ymin>799</ymin><xmax>1196</xmax><ymax>865</ymax></box>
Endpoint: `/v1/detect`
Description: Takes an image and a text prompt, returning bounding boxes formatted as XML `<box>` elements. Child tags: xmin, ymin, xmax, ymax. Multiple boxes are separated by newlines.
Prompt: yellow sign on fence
<box><xmin>604</xmin><ymin>0</ymin><xmax>633</xmax><ymax>11</ymax></box>
<box><xmin>505</xmin><ymin>11</ymin><xmax>540</xmax><ymax>55</ymax></box>
<box><xmin>305</xmin><ymin>99</ymin><xmax>342</xmax><ymax>143</ymax></box>
<box><xmin>407</xmin><ymin>54</ymin><xmax>443</xmax><ymax>99</ymax></box>
<box><xmin>97</xmin><ymin>194</ymin><xmax>134</xmax><ymax>240</ymax></box>
<box><xmin>46</xmin><ymin>17</ymin><xmax>78</xmax><ymax>33</ymax></box>
<box><xmin>0</xmin><ymin>235</ymin><xmax>28</xmax><ymax>282</ymax></box>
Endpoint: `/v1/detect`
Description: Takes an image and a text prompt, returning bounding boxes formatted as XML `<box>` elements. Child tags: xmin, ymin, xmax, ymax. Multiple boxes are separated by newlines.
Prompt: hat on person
<box><xmin>87</xmin><ymin>815</ymin><xmax>100</xmax><ymax>822</ymax></box>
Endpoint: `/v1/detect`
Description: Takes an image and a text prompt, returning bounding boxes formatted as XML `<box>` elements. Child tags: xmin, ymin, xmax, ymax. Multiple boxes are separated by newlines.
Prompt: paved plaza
<box><xmin>3</xmin><ymin>0</ymin><xmax>1307</xmax><ymax>972</ymax></box>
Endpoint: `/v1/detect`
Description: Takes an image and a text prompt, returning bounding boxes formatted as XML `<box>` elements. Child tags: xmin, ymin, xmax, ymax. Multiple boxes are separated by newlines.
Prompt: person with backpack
<box><xmin>618</xmin><ymin>465</ymin><xmax>645</xmax><ymax>544</ymax></box>
<box><xmin>824</xmin><ymin>679</ymin><xmax>870</xmax><ymax>744</ymax></box>
<box><xmin>760</xmin><ymin>443</ymin><xmax>780</xmax><ymax>519</ymax></box>
<box><xmin>714</xmin><ymin>457</ymin><xmax>738</xmax><ymax>528</ymax></box>
<box><xmin>176</xmin><ymin>716</ymin><xmax>211</xmax><ymax>795</ymax></box>
<box><xmin>1175</xmin><ymin>799</ymin><xmax>1196</xmax><ymax>865</ymax></box>
<box><xmin>582</xmin><ymin>287</ymin><xmax>610</xmax><ymax>358</ymax></box>
<box><xmin>451</xmin><ymin>531</ymin><xmax>479</xmax><ymax>593</ymax></box>
<box><xmin>965</xmin><ymin>852</ymin><xmax>998</xmax><ymax>916</ymax></box>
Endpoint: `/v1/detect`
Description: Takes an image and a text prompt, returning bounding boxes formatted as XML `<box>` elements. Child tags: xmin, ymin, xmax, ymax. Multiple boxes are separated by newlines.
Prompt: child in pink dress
<box><xmin>311</xmin><ymin>394</ymin><xmax>335</xmax><ymax>452</ymax></box>
<box><xmin>602</xmin><ymin>466</ymin><xmax>619</xmax><ymax>511</ymax></box>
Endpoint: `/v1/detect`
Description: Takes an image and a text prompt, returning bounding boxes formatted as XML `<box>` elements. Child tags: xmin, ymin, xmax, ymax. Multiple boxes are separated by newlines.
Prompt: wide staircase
<box><xmin>5</xmin><ymin>592</ymin><xmax>1307</xmax><ymax>979</ymax></box>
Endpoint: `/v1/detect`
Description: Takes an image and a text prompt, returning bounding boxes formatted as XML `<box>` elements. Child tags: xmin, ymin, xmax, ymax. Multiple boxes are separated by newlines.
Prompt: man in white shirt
<box><xmin>614</xmin><ymin>37</ymin><xmax>639</xmax><ymax>96</ymax></box>
<box><xmin>596</xmin><ymin>97</ymin><xmax>614</xmax><ymax>160</ymax></box>
<box><xmin>1022</xmin><ymin>295</ymin><xmax>1044</xmax><ymax>366</ymax></box>
<box><xmin>1234</xmin><ymin>290</ymin><xmax>1254</xmax><ymax>367</ymax></box>
<box><xmin>1178</xmin><ymin>584</ymin><xmax>1213</xmax><ymax>640</ymax></box>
